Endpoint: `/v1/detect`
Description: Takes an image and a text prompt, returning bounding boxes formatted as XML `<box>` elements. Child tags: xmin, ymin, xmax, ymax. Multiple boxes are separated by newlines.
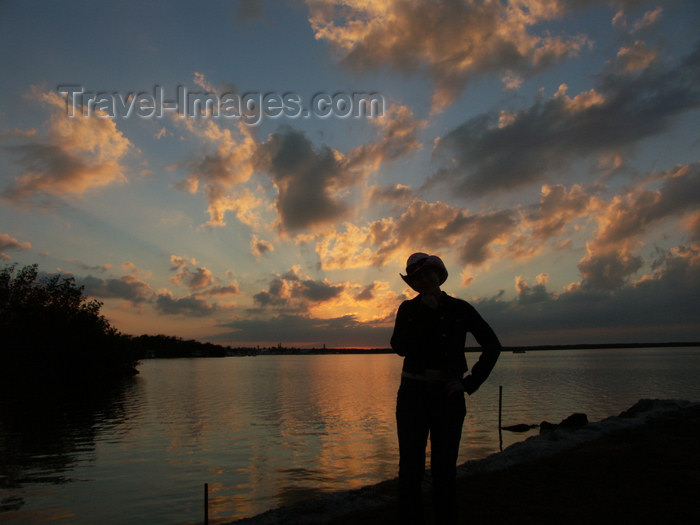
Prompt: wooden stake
<box><xmin>498</xmin><ymin>385</ymin><xmax>503</xmax><ymax>452</ymax></box>
<box><xmin>204</xmin><ymin>483</ymin><xmax>209</xmax><ymax>524</ymax></box>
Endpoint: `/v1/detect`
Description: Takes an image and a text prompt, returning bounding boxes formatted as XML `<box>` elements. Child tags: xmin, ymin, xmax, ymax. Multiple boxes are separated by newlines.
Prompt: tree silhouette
<box><xmin>0</xmin><ymin>264</ymin><xmax>140</xmax><ymax>384</ymax></box>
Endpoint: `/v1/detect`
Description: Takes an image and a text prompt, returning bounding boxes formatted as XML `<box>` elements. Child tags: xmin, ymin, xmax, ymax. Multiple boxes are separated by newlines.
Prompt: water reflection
<box><xmin>1</xmin><ymin>349</ymin><xmax>698</xmax><ymax>524</ymax></box>
<box><xmin>234</xmin><ymin>354</ymin><xmax>402</xmax><ymax>514</ymax></box>
<box><xmin>0</xmin><ymin>376</ymin><xmax>142</xmax><ymax>518</ymax></box>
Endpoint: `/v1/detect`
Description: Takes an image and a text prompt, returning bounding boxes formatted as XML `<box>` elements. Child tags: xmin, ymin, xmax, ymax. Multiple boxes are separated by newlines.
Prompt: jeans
<box><xmin>396</xmin><ymin>377</ymin><xmax>466</xmax><ymax>524</ymax></box>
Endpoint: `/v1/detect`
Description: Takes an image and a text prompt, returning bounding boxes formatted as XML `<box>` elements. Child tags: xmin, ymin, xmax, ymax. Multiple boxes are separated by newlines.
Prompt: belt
<box><xmin>401</xmin><ymin>369</ymin><xmax>458</xmax><ymax>382</ymax></box>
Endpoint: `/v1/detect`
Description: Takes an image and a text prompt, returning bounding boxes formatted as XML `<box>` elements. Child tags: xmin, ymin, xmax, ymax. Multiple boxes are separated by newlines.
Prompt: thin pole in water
<box><xmin>204</xmin><ymin>483</ymin><xmax>209</xmax><ymax>524</ymax></box>
<box><xmin>498</xmin><ymin>385</ymin><xmax>503</xmax><ymax>452</ymax></box>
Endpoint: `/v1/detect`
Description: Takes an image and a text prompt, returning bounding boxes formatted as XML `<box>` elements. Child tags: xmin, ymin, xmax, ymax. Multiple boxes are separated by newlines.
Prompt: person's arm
<box><xmin>461</xmin><ymin>307</ymin><xmax>501</xmax><ymax>395</ymax></box>
<box><xmin>390</xmin><ymin>301</ymin><xmax>417</xmax><ymax>357</ymax></box>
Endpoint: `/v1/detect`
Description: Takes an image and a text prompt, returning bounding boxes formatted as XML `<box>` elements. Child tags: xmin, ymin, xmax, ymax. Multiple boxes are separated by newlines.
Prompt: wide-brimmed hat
<box><xmin>400</xmin><ymin>252</ymin><xmax>448</xmax><ymax>286</ymax></box>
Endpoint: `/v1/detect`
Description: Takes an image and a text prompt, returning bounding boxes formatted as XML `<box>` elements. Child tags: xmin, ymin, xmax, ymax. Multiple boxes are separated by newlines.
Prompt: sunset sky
<box><xmin>1</xmin><ymin>0</ymin><xmax>698</xmax><ymax>348</ymax></box>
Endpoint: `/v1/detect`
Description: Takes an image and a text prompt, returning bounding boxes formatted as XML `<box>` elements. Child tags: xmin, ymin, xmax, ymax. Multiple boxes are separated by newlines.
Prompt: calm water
<box><xmin>1</xmin><ymin>348</ymin><xmax>699</xmax><ymax>523</ymax></box>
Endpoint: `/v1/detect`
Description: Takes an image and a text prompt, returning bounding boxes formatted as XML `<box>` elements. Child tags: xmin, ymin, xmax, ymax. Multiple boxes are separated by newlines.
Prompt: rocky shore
<box><xmin>228</xmin><ymin>399</ymin><xmax>700</xmax><ymax>524</ymax></box>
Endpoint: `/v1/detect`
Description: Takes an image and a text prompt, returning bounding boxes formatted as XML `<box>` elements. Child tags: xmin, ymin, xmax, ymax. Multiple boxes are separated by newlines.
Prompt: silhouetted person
<box><xmin>391</xmin><ymin>253</ymin><xmax>501</xmax><ymax>524</ymax></box>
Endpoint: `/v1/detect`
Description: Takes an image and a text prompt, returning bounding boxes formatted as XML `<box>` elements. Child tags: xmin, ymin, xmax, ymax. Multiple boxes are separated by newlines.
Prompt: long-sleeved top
<box><xmin>390</xmin><ymin>291</ymin><xmax>501</xmax><ymax>394</ymax></box>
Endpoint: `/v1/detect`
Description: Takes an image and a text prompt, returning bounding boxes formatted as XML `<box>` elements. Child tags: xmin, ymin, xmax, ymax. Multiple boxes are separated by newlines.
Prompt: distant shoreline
<box><xmin>136</xmin><ymin>336</ymin><xmax>700</xmax><ymax>359</ymax></box>
<box><xmin>499</xmin><ymin>341</ymin><xmax>700</xmax><ymax>352</ymax></box>
<box><xmin>255</xmin><ymin>341</ymin><xmax>700</xmax><ymax>355</ymax></box>
<box><xmin>251</xmin><ymin>341</ymin><xmax>700</xmax><ymax>355</ymax></box>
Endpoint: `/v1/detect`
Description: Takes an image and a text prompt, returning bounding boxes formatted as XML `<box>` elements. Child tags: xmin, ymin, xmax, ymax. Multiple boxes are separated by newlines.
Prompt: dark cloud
<box><xmin>457</xmin><ymin>210</ymin><xmax>517</xmax><ymax>267</ymax></box>
<box><xmin>221</xmin><ymin>243</ymin><xmax>700</xmax><ymax>348</ymax></box>
<box><xmin>80</xmin><ymin>274</ymin><xmax>152</xmax><ymax>303</ymax></box>
<box><xmin>577</xmin><ymin>252</ymin><xmax>644</xmax><ymax>290</ymax></box>
<box><xmin>369</xmin><ymin>184</ymin><xmax>414</xmax><ymax>206</ymax></box>
<box><xmin>251</xmin><ymin>236</ymin><xmax>274</xmax><ymax>258</ymax></box>
<box><xmin>592</xmin><ymin>163</ymin><xmax>700</xmax><ymax>249</ymax></box>
<box><xmin>155</xmin><ymin>290</ymin><xmax>217</xmax><ymax>317</ymax></box>
<box><xmin>298</xmin><ymin>279</ymin><xmax>344</xmax><ymax>301</ymax></box>
<box><xmin>253</xmin><ymin>270</ymin><xmax>345</xmax><ymax>308</ymax></box>
<box><xmin>515</xmin><ymin>275</ymin><xmax>554</xmax><ymax>305</ymax></box>
<box><xmin>355</xmin><ymin>283</ymin><xmax>376</xmax><ymax>301</ymax></box>
<box><xmin>431</xmin><ymin>41</ymin><xmax>700</xmax><ymax>196</ymax></box>
<box><xmin>168</xmin><ymin>256</ymin><xmax>216</xmax><ymax>291</ymax></box>
<box><xmin>526</xmin><ymin>184</ymin><xmax>593</xmax><ymax>240</ymax></box>
<box><xmin>197</xmin><ymin>284</ymin><xmax>241</xmax><ymax>297</ymax></box>
<box><xmin>2</xmin><ymin>143</ymin><xmax>121</xmax><ymax>201</ymax></box>
<box><xmin>68</xmin><ymin>259</ymin><xmax>111</xmax><ymax>273</ymax></box>
<box><xmin>215</xmin><ymin>313</ymin><xmax>392</xmax><ymax>348</ymax></box>
<box><xmin>255</xmin><ymin>128</ymin><xmax>351</xmax><ymax>233</ymax></box>
<box><xmin>476</xmin><ymin>244</ymin><xmax>700</xmax><ymax>345</ymax></box>
<box><xmin>171</xmin><ymin>266</ymin><xmax>215</xmax><ymax>290</ymax></box>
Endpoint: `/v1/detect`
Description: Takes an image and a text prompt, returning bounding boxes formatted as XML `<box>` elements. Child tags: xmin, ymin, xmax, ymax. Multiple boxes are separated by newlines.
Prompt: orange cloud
<box><xmin>2</xmin><ymin>88</ymin><xmax>132</xmax><ymax>202</ymax></box>
<box><xmin>175</xmin><ymin>117</ymin><xmax>259</xmax><ymax>227</ymax></box>
<box><xmin>616</xmin><ymin>40</ymin><xmax>660</xmax><ymax>73</ymax></box>
<box><xmin>316</xmin><ymin>198</ymin><xmax>521</xmax><ymax>273</ymax></box>
<box><xmin>308</xmin><ymin>279</ymin><xmax>402</xmax><ymax>324</ymax></box>
<box><xmin>308</xmin><ymin>0</ymin><xmax>589</xmax><ymax>112</ymax></box>
<box><xmin>0</xmin><ymin>232</ymin><xmax>32</xmax><ymax>260</ymax></box>
<box><xmin>574</xmin><ymin>163</ymin><xmax>700</xmax><ymax>290</ymax></box>
<box><xmin>316</xmin><ymin>222</ymin><xmax>373</xmax><ymax>270</ymax></box>
<box><xmin>250</xmin><ymin>234</ymin><xmax>274</xmax><ymax>259</ymax></box>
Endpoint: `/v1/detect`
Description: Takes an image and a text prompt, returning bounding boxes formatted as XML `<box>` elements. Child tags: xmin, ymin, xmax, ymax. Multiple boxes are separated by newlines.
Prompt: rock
<box><xmin>539</xmin><ymin>413</ymin><xmax>588</xmax><ymax>434</ymax></box>
<box><xmin>558</xmin><ymin>413</ymin><xmax>588</xmax><ymax>429</ymax></box>
<box><xmin>501</xmin><ymin>423</ymin><xmax>538</xmax><ymax>433</ymax></box>
<box><xmin>539</xmin><ymin>421</ymin><xmax>557</xmax><ymax>434</ymax></box>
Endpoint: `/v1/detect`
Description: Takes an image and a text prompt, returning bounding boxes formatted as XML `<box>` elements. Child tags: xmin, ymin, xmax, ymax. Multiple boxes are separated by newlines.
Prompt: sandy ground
<box><xmin>228</xmin><ymin>400</ymin><xmax>700</xmax><ymax>524</ymax></box>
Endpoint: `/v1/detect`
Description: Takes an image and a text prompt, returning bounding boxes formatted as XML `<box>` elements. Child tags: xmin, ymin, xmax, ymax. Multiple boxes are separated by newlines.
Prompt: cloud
<box><xmin>217</xmin><ymin>241</ymin><xmax>700</xmax><ymax>348</ymax></box>
<box><xmin>564</xmin><ymin>163</ymin><xmax>700</xmax><ymax>291</ymax></box>
<box><xmin>344</xmin><ymin>104</ymin><xmax>424</xmax><ymax>172</ymax></box>
<box><xmin>254</xmin><ymin>106</ymin><xmax>424</xmax><ymax>235</ymax></box>
<box><xmin>195</xmin><ymin>284</ymin><xmax>241</xmax><ymax>297</ymax></box>
<box><xmin>174</xmin><ymin>113</ymin><xmax>259</xmax><ymax>227</ymax></box>
<box><xmin>631</xmin><ymin>6</ymin><xmax>663</xmax><ymax>33</ymax></box>
<box><xmin>616</xmin><ymin>40</ymin><xmax>660</xmax><ymax>73</ymax></box>
<box><xmin>254</xmin><ymin>128</ymin><xmax>352</xmax><ymax>233</ymax></box>
<box><xmin>686</xmin><ymin>212</ymin><xmax>700</xmax><ymax>241</ymax></box>
<box><xmin>216</xmin><ymin>313</ymin><xmax>391</xmax><ymax>348</ymax></box>
<box><xmin>317</xmin><ymin>160</ymin><xmax>699</xmax><ymax>286</ymax></box>
<box><xmin>526</xmin><ymin>183</ymin><xmax>594</xmax><ymax>240</ymax></box>
<box><xmin>251</xmin><ymin>266</ymin><xmax>403</xmax><ymax>328</ymax></box>
<box><xmin>590</xmin><ymin>163</ymin><xmax>700</xmax><ymax>251</ymax></box>
<box><xmin>167</xmin><ymin>254</ymin><xmax>240</xmax><ymax>298</ymax></box>
<box><xmin>431</xmin><ymin>42</ymin><xmax>700</xmax><ymax>196</ymax></box>
<box><xmin>369</xmin><ymin>183</ymin><xmax>414</xmax><ymax>206</ymax></box>
<box><xmin>171</xmin><ymin>265</ymin><xmax>215</xmax><ymax>290</ymax></box>
<box><xmin>515</xmin><ymin>273</ymin><xmax>554</xmax><ymax>304</ymax></box>
<box><xmin>476</xmin><ymin>242</ymin><xmax>700</xmax><ymax>345</ymax></box>
<box><xmin>253</xmin><ymin>266</ymin><xmax>345</xmax><ymax>308</ymax></box>
<box><xmin>68</xmin><ymin>259</ymin><xmax>111</xmax><ymax>273</ymax></box>
<box><xmin>155</xmin><ymin>289</ymin><xmax>218</xmax><ymax>317</ymax></box>
<box><xmin>81</xmin><ymin>274</ymin><xmax>153</xmax><ymax>303</ymax></box>
<box><xmin>1</xmin><ymin>88</ymin><xmax>132</xmax><ymax>203</ymax></box>
<box><xmin>315</xmin><ymin>222</ymin><xmax>374</xmax><ymax>270</ymax></box>
<box><xmin>250</xmin><ymin>234</ymin><xmax>274</xmax><ymax>259</ymax></box>
<box><xmin>174</xmin><ymin>97</ymin><xmax>421</xmax><ymax>233</ymax></box>
<box><xmin>355</xmin><ymin>282</ymin><xmax>378</xmax><ymax>301</ymax></box>
<box><xmin>308</xmin><ymin>0</ymin><xmax>590</xmax><ymax>111</ymax></box>
<box><xmin>0</xmin><ymin>233</ymin><xmax>32</xmax><ymax>259</ymax></box>
<box><xmin>576</xmin><ymin>251</ymin><xmax>643</xmax><ymax>290</ymax></box>
<box><xmin>320</xmin><ymin>198</ymin><xmax>518</xmax><ymax>271</ymax></box>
